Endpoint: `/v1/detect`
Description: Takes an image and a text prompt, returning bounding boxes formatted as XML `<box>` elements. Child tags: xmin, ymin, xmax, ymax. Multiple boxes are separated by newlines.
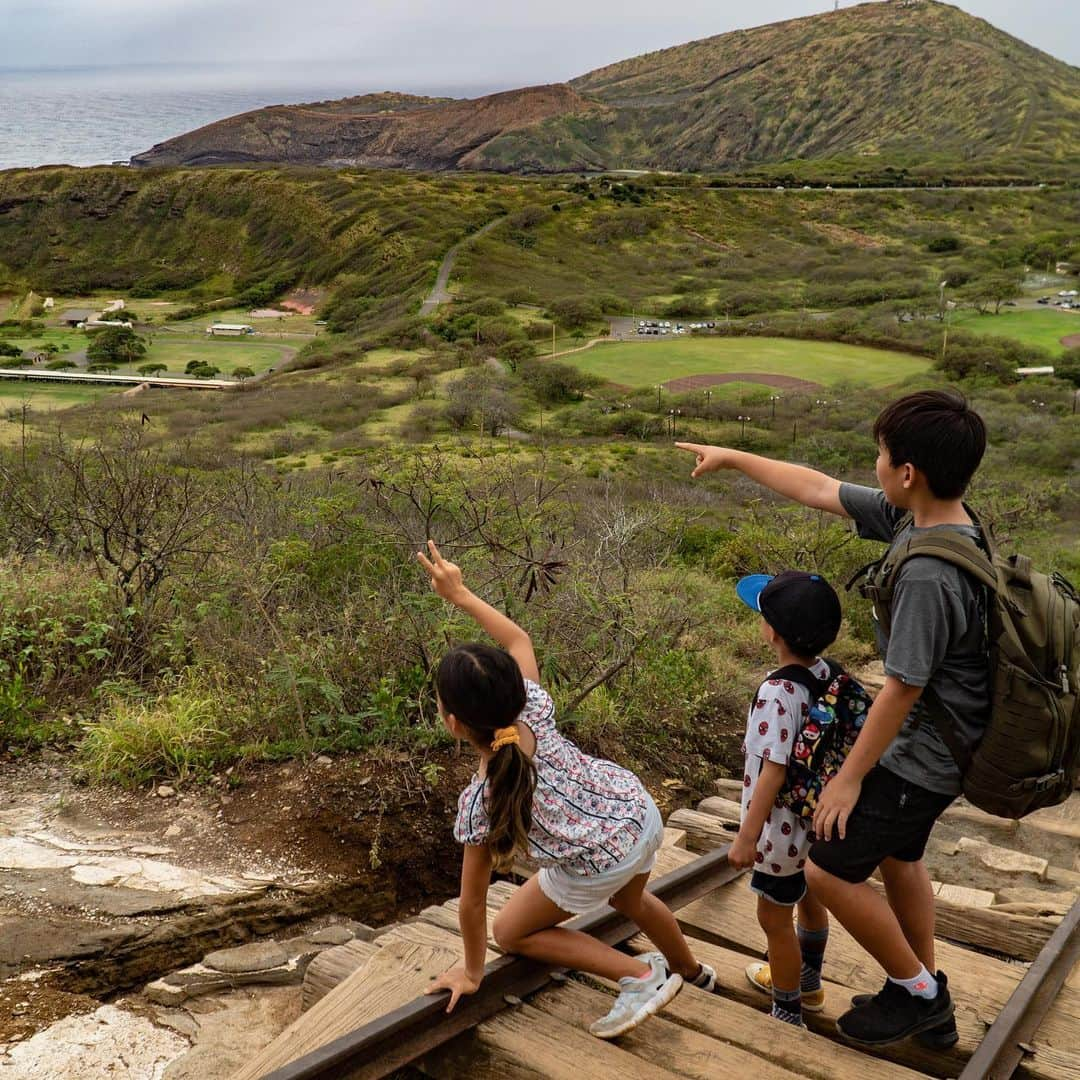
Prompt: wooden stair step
<box><xmin>231</xmin><ymin>937</ymin><xmax>458</xmax><ymax>1079</ymax></box>
<box><xmin>422</xmin><ymin>1002</ymin><xmax>683</xmax><ymax>1079</ymax></box>
<box><xmin>673</xmin><ymin>805</ymin><xmax>1061</xmax><ymax>961</ymax></box>
<box><xmin>663</xmin><ymin>874</ymin><xmax>1080</xmax><ymax>1080</ymax></box>
<box><xmin>533</xmin><ymin>978</ymin><xmax>808</xmax><ymax>1080</ymax></box>
<box><xmin>625</xmin><ymin>930</ymin><xmax>958</xmax><ymax>1079</ymax></box>
<box><xmin>539</xmin><ymin>976</ymin><xmax>928</xmax><ymax>1080</ymax></box>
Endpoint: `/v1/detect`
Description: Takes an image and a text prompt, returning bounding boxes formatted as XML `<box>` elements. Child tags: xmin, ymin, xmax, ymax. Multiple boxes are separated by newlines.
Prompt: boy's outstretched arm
<box><xmin>675</xmin><ymin>443</ymin><xmax>848</xmax><ymax>517</ymax></box>
<box><xmin>417</xmin><ymin>540</ymin><xmax>540</xmax><ymax>682</ymax></box>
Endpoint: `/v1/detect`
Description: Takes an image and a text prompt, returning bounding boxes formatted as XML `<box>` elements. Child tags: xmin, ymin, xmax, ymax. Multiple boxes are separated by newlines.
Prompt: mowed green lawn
<box><xmin>563</xmin><ymin>337</ymin><xmax>931</xmax><ymax>388</ymax></box>
<box><xmin>950</xmin><ymin>308</ymin><xmax>1079</xmax><ymax>353</ymax></box>
<box><xmin>140</xmin><ymin>337</ymin><xmax>291</xmax><ymax>375</ymax></box>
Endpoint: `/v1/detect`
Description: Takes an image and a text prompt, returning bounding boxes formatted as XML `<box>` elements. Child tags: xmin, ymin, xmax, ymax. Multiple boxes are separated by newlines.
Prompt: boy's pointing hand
<box><xmin>675</xmin><ymin>442</ymin><xmax>734</xmax><ymax>478</ymax></box>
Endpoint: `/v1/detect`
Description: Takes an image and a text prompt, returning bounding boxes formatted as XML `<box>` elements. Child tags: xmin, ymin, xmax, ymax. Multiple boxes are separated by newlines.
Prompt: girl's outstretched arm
<box><xmin>417</xmin><ymin>540</ymin><xmax>540</xmax><ymax>682</ymax></box>
<box><xmin>425</xmin><ymin>842</ymin><xmax>493</xmax><ymax>1012</ymax></box>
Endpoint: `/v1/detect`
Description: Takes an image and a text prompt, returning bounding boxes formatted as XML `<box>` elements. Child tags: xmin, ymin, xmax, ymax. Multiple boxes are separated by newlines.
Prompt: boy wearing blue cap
<box><xmin>729</xmin><ymin>570</ymin><xmax>843</xmax><ymax>1028</ymax></box>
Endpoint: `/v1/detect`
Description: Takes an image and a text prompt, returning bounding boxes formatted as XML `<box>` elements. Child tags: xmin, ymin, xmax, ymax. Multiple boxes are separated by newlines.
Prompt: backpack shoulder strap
<box><xmin>862</xmin><ymin>529</ymin><xmax>999</xmax><ymax>638</ymax></box>
<box><xmin>767</xmin><ymin>664</ymin><xmax>830</xmax><ymax>698</ymax></box>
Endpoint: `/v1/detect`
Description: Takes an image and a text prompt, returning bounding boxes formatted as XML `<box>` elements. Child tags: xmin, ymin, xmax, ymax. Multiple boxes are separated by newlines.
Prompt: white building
<box><xmin>207</xmin><ymin>323</ymin><xmax>255</xmax><ymax>336</ymax></box>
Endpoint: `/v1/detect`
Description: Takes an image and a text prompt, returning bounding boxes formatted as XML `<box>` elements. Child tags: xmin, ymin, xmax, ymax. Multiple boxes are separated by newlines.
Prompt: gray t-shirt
<box><xmin>840</xmin><ymin>483</ymin><xmax>991</xmax><ymax>796</ymax></box>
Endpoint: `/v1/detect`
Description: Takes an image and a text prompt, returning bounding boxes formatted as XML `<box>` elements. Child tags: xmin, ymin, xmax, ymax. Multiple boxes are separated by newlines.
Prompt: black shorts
<box><xmin>808</xmin><ymin>765</ymin><xmax>955</xmax><ymax>885</ymax></box>
<box><xmin>750</xmin><ymin>870</ymin><xmax>807</xmax><ymax>906</ymax></box>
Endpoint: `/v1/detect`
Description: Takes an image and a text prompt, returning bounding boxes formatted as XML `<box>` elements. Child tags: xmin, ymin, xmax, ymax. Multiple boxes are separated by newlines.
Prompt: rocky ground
<box><xmin>0</xmin><ymin>746</ymin><xmax>479</xmax><ymax>1076</ymax></box>
<box><xmin>0</xmin><ymin>739</ymin><xmax>712</xmax><ymax>1078</ymax></box>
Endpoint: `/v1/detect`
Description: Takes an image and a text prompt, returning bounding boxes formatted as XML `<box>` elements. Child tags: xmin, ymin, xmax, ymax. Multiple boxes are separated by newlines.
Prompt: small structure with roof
<box><xmin>207</xmin><ymin>323</ymin><xmax>255</xmax><ymax>336</ymax></box>
<box><xmin>60</xmin><ymin>308</ymin><xmax>96</xmax><ymax>327</ymax></box>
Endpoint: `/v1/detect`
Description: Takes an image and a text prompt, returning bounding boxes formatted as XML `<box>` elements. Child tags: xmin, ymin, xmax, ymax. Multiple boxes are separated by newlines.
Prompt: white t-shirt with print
<box><xmin>739</xmin><ymin>658</ymin><xmax>830</xmax><ymax>878</ymax></box>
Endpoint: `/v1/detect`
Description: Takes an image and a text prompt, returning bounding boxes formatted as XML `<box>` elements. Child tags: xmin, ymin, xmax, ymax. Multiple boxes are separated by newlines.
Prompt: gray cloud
<box><xmin>1</xmin><ymin>0</ymin><xmax>1076</xmax><ymax>86</ymax></box>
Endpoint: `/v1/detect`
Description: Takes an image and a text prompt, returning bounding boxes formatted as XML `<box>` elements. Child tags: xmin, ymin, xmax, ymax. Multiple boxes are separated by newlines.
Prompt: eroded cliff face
<box><xmin>131</xmin><ymin>84</ymin><xmax>606</xmax><ymax>171</ymax></box>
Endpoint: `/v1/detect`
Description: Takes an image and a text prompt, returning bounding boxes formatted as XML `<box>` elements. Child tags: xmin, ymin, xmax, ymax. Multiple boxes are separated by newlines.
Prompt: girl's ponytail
<box><xmin>485</xmin><ymin>740</ymin><xmax>537</xmax><ymax>872</ymax></box>
<box><xmin>436</xmin><ymin>643</ymin><xmax>535</xmax><ymax>870</ymax></box>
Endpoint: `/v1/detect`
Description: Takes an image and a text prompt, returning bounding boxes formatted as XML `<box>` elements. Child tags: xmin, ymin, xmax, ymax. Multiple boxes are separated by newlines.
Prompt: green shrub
<box><xmin>77</xmin><ymin>682</ymin><xmax>239</xmax><ymax>787</ymax></box>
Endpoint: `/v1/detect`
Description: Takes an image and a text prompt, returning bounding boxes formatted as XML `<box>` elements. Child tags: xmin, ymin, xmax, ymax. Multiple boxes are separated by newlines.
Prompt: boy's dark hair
<box><xmin>873</xmin><ymin>389</ymin><xmax>986</xmax><ymax>499</ymax></box>
<box><xmin>436</xmin><ymin>643</ymin><xmax>534</xmax><ymax>872</ymax></box>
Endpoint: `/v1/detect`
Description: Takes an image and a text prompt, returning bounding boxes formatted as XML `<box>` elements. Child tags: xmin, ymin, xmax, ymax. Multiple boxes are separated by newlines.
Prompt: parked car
<box><xmin>1038</xmin><ymin>297</ymin><xmax>1051</xmax><ymax>304</ymax></box>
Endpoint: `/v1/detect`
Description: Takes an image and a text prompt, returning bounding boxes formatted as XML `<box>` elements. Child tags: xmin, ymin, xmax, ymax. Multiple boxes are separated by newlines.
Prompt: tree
<box><xmin>185</xmin><ymin>359</ymin><xmax>205</xmax><ymax>374</ymax></box>
<box><xmin>519</xmin><ymin>360</ymin><xmax>597</xmax><ymax>404</ymax></box>
<box><xmin>1057</xmin><ymin>348</ymin><xmax>1080</xmax><ymax>388</ymax></box>
<box><xmin>496</xmin><ymin>339</ymin><xmax>536</xmax><ymax>373</ymax></box>
<box><xmin>192</xmin><ymin>364</ymin><xmax>220</xmax><ymax>378</ymax></box>
<box><xmin>45</xmin><ymin>359</ymin><xmax>76</xmax><ymax>371</ymax></box>
<box><xmin>444</xmin><ymin>368</ymin><xmax>520</xmax><ymax>436</ymax></box>
<box><xmin>961</xmin><ymin>271</ymin><xmax>1024</xmax><ymax>315</ymax></box>
<box><xmin>86</xmin><ymin>326</ymin><xmax>147</xmax><ymax>366</ymax></box>
<box><xmin>0</xmin><ymin>343</ymin><xmax>21</xmax><ymax>358</ymax></box>
<box><xmin>138</xmin><ymin>363</ymin><xmax>168</xmax><ymax>376</ymax></box>
<box><xmin>232</xmin><ymin>365</ymin><xmax>255</xmax><ymax>381</ymax></box>
<box><xmin>88</xmin><ymin>362</ymin><xmax>119</xmax><ymax>373</ymax></box>
<box><xmin>548</xmin><ymin>296</ymin><xmax>601</xmax><ymax>330</ymax></box>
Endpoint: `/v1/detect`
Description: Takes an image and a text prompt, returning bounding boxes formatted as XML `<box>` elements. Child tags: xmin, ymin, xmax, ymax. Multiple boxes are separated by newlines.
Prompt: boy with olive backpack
<box><xmin>679</xmin><ymin>389</ymin><xmax>1079</xmax><ymax>1048</ymax></box>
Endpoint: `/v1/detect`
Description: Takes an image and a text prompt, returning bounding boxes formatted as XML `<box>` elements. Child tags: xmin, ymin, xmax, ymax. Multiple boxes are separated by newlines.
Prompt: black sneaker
<box><xmin>850</xmin><ymin>979</ymin><xmax>959</xmax><ymax>1049</ymax></box>
<box><xmin>837</xmin><ymin>972</ymin><xmax>954</xmax><ymax>1047</ymax></box>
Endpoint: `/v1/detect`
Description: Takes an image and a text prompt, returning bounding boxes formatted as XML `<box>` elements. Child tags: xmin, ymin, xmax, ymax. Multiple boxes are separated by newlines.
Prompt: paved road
<box><xmin>420</xmin><ymin>217</ymin><xmax>506</xmax><ymax>316</ymax></box>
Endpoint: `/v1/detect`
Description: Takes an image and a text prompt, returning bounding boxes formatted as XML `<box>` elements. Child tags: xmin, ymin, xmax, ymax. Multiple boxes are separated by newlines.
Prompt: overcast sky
<box><xmin>1</xmin><ymin>0</ymin><xmax>1075</xmax><ymax>90</ymax></box>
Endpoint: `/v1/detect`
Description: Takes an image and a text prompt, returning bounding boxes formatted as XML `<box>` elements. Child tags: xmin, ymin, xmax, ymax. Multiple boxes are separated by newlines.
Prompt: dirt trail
<box><xmin>419</xmin><ymin>216</ymin><xmax>506</xmax><ymax>316</ymax></box>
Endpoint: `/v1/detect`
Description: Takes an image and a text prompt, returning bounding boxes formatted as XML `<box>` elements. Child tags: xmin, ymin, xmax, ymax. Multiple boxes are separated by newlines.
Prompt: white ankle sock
<box><xmin>889</xmin><ymin>966</ymin><xmax>938</xmax><ymax>1000</ymax></box>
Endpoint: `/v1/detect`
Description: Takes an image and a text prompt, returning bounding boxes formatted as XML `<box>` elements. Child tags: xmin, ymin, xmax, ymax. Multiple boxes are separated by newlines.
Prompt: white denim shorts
<box><xmin>536</xmin><ymin>795</ymin><xmax>664</xmax><ymax>915</ymax></box>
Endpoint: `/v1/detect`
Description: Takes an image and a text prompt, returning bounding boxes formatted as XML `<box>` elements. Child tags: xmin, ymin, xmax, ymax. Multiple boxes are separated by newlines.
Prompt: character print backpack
<box><xmin>765</xmin><ymin>662</ymin><xmax>873</xmax><ymax>822</ymax></box>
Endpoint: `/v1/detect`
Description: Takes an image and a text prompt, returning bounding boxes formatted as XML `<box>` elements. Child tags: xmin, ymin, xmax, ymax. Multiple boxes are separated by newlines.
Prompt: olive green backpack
<box><xmin>852</xmin><ymin>509</ymin><xmax>1080</xmax><ymax>819</ymax></box>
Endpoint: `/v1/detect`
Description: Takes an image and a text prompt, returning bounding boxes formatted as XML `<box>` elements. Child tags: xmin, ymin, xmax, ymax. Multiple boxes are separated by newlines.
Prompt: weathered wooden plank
<box><xmin>231</xmin><ymin>938</ymin><xmax>458</xmax><ymax>1080</ymax></box>
<box><xmin>537</xmin><ymin>977</ymin><xmax>927</xmax><ymax>1080</ymax></box>
<box><xmin>678</xmin><ymin>804</ymin><xmax>1061</xmax><ymax>961</ymax></box>
<box><xmin>533</xmin><ymin>979</ymin><xmax>806</xmax><ymax>1080</ymax></box>
<box><xmin>664</xmin><ymin>877</ymin><xmax>1080</xmax><ymax>1080</ymax></box>
<box><xmin>864</xmin><ymin>877</ymin><xmax>1059</xmax><ymax>962</ymax></box>
<box><xmin>376</xmin><ymin>920</ymin><xmax>499</xmax><ymax>966</ymax></box>
<box><xmin>301</xmin><ymin>939</ymin><xmax>380</xmax><ymax>1011</ymax></box>
<box><xmin>421</xmin><ymin>1002</ymin><xmax>682</xmax><ymax>1079</ymax></box>
<box><xmin>668</xmin><ymin>807</ymin><xmax>738</xmax><ymax>851</ymax></box>
<box><xmin>662</xmin><ymin>826</ymin><xmax>688</xmax><ymax>849</ymax></box>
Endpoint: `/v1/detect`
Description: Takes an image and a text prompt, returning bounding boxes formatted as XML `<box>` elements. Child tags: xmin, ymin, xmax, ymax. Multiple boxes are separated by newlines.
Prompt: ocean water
<box><xmin>0</xmin><ymin>65</ymin><xmax>490</xmax><ymax>172</ymax></box>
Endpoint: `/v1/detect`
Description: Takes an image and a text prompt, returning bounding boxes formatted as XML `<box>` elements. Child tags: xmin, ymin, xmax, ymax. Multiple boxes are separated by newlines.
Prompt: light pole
<box><xmin>738</xmin><ymin>414</ymin><xmax>751</xmax><ymax>440</ymax></box>
<box><xmin>939</xmin><ymin>280</ymin><xmax>950</xmax><ymax>363</ymax></box>
<box><xmin>769</xmin><ymin>394</ymin><xmax>781</xmax><ymax>420</ymax></box>
<box><xmin>656</xmin><ymin>384</ymin><xmax>663</xmax><ymax>411</ymax></box>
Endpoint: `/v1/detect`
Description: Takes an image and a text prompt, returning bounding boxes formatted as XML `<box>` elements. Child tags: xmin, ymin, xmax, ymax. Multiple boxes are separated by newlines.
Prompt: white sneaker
<box><xmin>637</xmin><ymin>951</ymin><xmax>717</xmax><ymax>993</ymax></box>
<box><xmin>588</xmin><ymin>954</ymin><xmax>683</xmax><ymax>1039</ymax></box>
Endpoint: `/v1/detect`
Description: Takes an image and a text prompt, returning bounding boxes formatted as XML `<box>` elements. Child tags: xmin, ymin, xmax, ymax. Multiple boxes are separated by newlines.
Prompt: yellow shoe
<box><xmin>744</xmin><ymin>962</ymin><xmax>826</xmax><ymax>1013</ymax></box>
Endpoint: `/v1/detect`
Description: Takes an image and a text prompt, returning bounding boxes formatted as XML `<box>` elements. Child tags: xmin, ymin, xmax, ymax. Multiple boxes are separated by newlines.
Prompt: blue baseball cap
<box><xmin>736</xmin><ymin>570</ymin><xmax>842</xmax><ymax>655</ymax></box>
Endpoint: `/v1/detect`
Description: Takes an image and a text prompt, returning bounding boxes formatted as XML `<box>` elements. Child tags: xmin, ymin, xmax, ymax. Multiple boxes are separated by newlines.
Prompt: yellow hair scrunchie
<box><xmin>491</xmin><ymin>726</ymin><xmax>520</xmax><ymax>752</ymax></box>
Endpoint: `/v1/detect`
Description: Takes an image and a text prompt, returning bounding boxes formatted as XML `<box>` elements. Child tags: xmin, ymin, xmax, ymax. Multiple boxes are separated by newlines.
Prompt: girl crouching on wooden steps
<box><xmin>418</xmin><ymin>540</ymin><xmax>715</xmax><ymax>1038</ymax></box>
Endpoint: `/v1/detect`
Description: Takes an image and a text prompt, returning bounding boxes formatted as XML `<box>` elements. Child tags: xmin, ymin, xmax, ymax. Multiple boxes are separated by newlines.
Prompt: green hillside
<box><xmin>553</xmin><ymin>1</ymin><xmax>1080</xmax><ymax>177</ymax></box>
<box><xmin>0</xmin><ymin>168</ymin><xmax>546</xmax><ymax>331</ymax></box>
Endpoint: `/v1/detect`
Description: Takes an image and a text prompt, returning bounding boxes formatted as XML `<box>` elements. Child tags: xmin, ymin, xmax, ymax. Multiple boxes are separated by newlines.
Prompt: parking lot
<box><xmin>608</xmin><ymin>316</ymin><xmax>719</xmax><ymax>340</ymax></box>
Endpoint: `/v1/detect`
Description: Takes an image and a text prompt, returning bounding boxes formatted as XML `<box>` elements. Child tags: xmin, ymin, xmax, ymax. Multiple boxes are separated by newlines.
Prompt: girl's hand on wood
<box><xmin>425</xmin><ymin>964</ymin><xmax>482</xmax><ymax>1013</ymax></box>
<box><xmin>674</xmin><ymin>442</ymin><xmax>735</xmax><ymax>478</ymax></box>
<box><xmin>417</xmin><ymin>540</ymin><xmax>470</xmax><ymax>605</ymax></box>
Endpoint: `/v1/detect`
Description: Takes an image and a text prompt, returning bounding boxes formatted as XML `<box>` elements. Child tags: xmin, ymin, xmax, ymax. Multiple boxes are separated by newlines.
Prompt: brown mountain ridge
<box><xmin>130</xmin><ymin>1</ymin><xmax>1080</xmax><ymax>176</ymax></box>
